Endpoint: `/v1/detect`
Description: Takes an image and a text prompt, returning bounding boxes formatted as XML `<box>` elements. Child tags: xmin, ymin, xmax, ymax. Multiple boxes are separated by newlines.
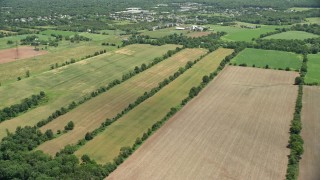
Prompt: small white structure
<box><xmin>176</xmin><ymin>27</ymin><xmax>185</xmax><ymax>30</ymax></box>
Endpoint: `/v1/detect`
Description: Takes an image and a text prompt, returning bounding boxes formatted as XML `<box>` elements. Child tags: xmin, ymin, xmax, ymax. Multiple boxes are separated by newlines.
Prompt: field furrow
<box><xmin>108</xmin><ymin>66</ymin><xmax>298</xmax><ymax>180</ymax></box>
<box><xmin>36</xmin><ymin>48</ymin><xmax>207</xmax><ymax>155</ymax></box>
<box><xmin>299</xmin><ymin>86</ymin><xmax>320</xmax><ymax>180</ymax></box>
<box><xmin>0</xmin><ymin>44</ymin><xmax>178</xmax><ymax>139</ymax></box>
<box><xmin>75</xmin><ymin>48</ymin><xmax>234</xmax><ymax>164</ymax></box>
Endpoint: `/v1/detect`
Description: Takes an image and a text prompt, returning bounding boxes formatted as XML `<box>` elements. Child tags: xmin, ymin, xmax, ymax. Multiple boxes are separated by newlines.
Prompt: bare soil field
<box><xmin>299</xmin><ymin>86</ymin><xmax>320</xmax><ymax>180</ymax></box>
<box><xmin>36</xmin><ymin>48</ymin><xmax>207</xmax><ymax>155</ymax></box>
<box><xmin>0</xmin><ymin>46</ymin><xmax>47</xmax><ymax>64</ymax></box>
<box><xmin>108</xmin><ymin>66</ymin><xmax>298</xmax><ymax>180</ymax></box>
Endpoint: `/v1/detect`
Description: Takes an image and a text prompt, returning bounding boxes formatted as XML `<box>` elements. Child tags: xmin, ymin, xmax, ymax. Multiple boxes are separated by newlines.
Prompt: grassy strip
<box><xmin>56</xmin><ymin>50</ymin><xmax>211</xmax><ymax>157</ymax></box>
<box><xmin>0</xmin><ymin>91</ymin><xmax>47</xmax><ymax>123</ymax></box>
<box><xmin>100</xmin><ymin>49</ymin><xmax>241</xmax><ymax>176</ymax></box>
<box><xmin>35</xmin><ymin>47</ymin><xmax>183</xmax><ymax>128</ymax></box>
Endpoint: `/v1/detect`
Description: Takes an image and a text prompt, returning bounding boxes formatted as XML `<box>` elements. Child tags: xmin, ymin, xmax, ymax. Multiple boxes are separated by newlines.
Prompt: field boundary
<box><xmin>285</xmin><ymin>54</ymin><xmax>307</xmax><ymax>179</ymax></box>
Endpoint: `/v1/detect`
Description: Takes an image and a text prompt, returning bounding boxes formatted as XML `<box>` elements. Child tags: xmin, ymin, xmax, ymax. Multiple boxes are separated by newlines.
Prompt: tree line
<box><xmin>0</xmin><ymin>92</ymin><xmax>46</xmax><ymax>122</ymax></box>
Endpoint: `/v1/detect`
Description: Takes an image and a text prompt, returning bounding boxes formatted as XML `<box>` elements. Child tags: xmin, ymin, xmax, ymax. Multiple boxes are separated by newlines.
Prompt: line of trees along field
<box><xmin>0</xmin><ymin>92</ymin><xmax>46</xmax><ymax>123</ymax></box>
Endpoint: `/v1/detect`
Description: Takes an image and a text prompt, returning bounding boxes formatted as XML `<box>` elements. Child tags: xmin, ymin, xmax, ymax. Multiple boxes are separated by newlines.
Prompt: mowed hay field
<box><xmin>299</xmin><ymin>86</ymin><xmax>320</xmax><ymax>180</ymax></box>
<box><xmin>305</xmin><ymin>53</ymin><xmax>320</xmax><ymax>84</ymax></box>
<box><xmin>263</xmin><ymin>31</ymin><xmax>319</xmax><ymax>40</ymax></box>
<box><xmin>108</xmin><ymin>66</ymin><xmax>298</xmax><ymax>180</ymax></box>
<box><xmin>231</xmin><ymin>48</ymin><xmax>302</xmax><ymax>70</ymax></box>
<box><xmin>75</xmin><ymin>48</ymin><xmax>234</xmax><ymax>164</ymax></box>
<box><xmin>0</xmin><ymin>46</ymin><xmax>47</xmax><ymax>64</ymax></box>
<box><xmin>0</xmin><ymin>44</ymin><xmax>178</xmax><ymax>139</ymax></box>
<box><xmin>0</xmin><ymin>44</ymin><xmax>104</xmax><ymax>83</ymax></box>
<box><xmin>37</xmin><ymin>48</ymin><xmax>207</xmax><ymax>155</ymax></box>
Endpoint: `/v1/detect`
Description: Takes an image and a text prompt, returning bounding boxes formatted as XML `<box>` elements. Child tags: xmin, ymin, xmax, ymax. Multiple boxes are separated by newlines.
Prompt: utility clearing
<box><xmin>36</xmin><ymin>48</ymin><xmax>207</xmax><ymax>155</ymax></box>
<box><xmin>108</xmin><ymin>66</ymin><xmax>298</xmax><ymax>180</ymax></box>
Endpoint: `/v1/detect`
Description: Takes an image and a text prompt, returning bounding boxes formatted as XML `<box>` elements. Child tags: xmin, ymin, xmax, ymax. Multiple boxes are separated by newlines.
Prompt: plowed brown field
<box><xmin>299</xmin><ymin>86</ymin><xmax>320</xmax><ymax>180</ymax></box>
<box><xmin>0</xmin><ymin>46</ymin><xmax>47</xmax><ymax>64</ymax></box>
<box><xmin>108</xmin><ymin>66</ymin><xmax>298</xmax><ymax>180</ymax></box>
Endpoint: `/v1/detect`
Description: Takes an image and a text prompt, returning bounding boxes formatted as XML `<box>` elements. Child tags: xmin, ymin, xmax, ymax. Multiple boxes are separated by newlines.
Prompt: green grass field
<box><xmin>74</xmin><ymin>48</ymin><xmax>234</xmax><ymax>164</ymax></box>
<box><xmin>305</xmin><ymin>53</ymin><xmax>320</xmax><ymax>84</ymax></box>
<box><xmin>305</xmin><ymin>17</ymin><xmax>320</xmax><ymax>24</ymax></box>
<box><xmin>263</xmin><ymin>31</ymin><xmax>319</xmax><ymax>40</ymax></box>
<box><xmin>0</xmin><ymin>44</ymin><xmax>178</xmax><ymax>140</ymax></box>
<box><xmin>231</xmin><ymin>48</ymin><xmax>302</xmax><ymax>70</ymax></box>
<box><xmin>207</xmin><ymin>23</ymin><xmax>283</xmax><ymax>42</ymax></box>
<box><xmin>289</xmin><ymin>7</ymin><xmax>320</xmax><ymax>12</ymax></box>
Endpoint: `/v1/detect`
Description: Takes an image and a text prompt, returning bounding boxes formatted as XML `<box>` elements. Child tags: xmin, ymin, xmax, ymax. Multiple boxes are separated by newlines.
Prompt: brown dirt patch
<box><xmin>299</xmin><ymin>86</ymin><xmax>320</xmax><ymax>180</ymax></box>
<box><xmin>108</xmin><ymin>66</ymin><xmax>299</xmax><ymax>180</ymax></box>
<box><xmin>0</xmin><ymin>46</ymin><xmax>47</xmax><ymax>64</ymax></box>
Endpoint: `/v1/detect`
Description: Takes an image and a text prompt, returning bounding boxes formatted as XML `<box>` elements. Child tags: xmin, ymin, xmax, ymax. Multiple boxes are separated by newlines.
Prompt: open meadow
<box><xmin>0</xmin><ymin>44</ymin><xmax>177</xmax><ymax>139</ymax></box>
<box><xmin>263</xmin><ymin>31</ymin><xmax>319</xmax><ymax>40</ymax></box>
<box><xmin>108</xmin><ymin>66</ymin><xmax>298</xmax><ymax>180</ymax></box>
<box><xmin>75</xmin><ymin>48</ymin><xmax>234</xmax><ymax>164</ymax></box>
<box><xmin>299</xmin><ymin>86</ymin><xmax>320</xmax><ymax>180</ymax></box>
<box><xmin>36</xmin><ymin>48</ymin><xmax>207</xmax><ymax>155</ymax></box>
<box><xmin>305</xmin><ymin>53</ymin><xmax>320</xmax><ymax>84</ymax></box>
<box><xmin>231</xmin><ymin>48</ymin><xmax>302</xmax><ymax>70</ymax></box>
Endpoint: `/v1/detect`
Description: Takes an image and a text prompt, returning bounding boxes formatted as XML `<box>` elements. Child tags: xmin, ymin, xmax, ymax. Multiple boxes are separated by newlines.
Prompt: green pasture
<box><xmin>231</xmin><ymin>48</ymin><xmax>302</xmax><ymax>70</ymax></box>
<box><xmin>305</xmin><ymin>53</ymin><xmax>320</xmax><ymax>84</ymax></box>
<box><xmin>263</xmin><ymin>31</ymin><xmax>319</xmax><ymax>40</ymax></box>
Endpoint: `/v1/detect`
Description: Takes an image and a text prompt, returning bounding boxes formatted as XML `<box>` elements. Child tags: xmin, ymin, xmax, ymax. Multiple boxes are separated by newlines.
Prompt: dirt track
<box><xmin>299</xmin><ymin>86</ymin><xmax>320</xmax><ymax>180</ymax></box>
<box><xmin>0</xmin><ymin>46</ymin><xmax>47</xmax><ymax>64</ymax></box>
<box><xmin>108</xmin><ymin>66</ymin><xmax>298</xmax><ymax>180</ymax></box>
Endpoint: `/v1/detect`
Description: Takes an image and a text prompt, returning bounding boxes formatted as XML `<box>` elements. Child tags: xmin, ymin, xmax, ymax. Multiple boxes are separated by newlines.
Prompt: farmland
<box><xmin>299</xmin><ymin>86</ymin><xmax>320</xmax><ymax>180</ymax></box>
<box><xmin>0</xmin><ymin>44</ymin><xmax>105</xmax><ymax>84</ymax></box>
<box><xmin>263</xmin><ymin>31</ymin><xmax>319</xmax><ymax>40</ymax></box>
<box><xmin>108</xmin><ymin>66</ymin><xmax>299</xmax><ymax>180</ymax></box>
<box><xmin>305</xmin><ymin>53</ymin><xmax>320</xmax><ymax>84</ymax></box>
<box><xmin>0</xmin><ymin>0</ymin><xmax>319</xmax><ymax>178</ymax></box>
<box><xmin>0</xmin><ymin>46</ymin><xmax>47</xmax><ymax>64</ymax></box>
<box><xmin>36</xmin><ymin>48</ymin><xmax>207</xmax><ymax>155</ymax></box>
<box><xmin>0</xmin><ymin>44</ymin><xmax>178</xmax><ymax>139</ymax></box>
<box><xmin>231</xmin><ymin>48</ymin><xmax>302</xmax><ymax>70</ymax></box>
<box><xmin>75</xmin><ymin>48</ymin><xmax>234</xmax><ymax>164</ymax></box>
<box><xmin>207</xmin><ymin>24</ymin><xmax>281</xmax><ymax>42</ymax></box>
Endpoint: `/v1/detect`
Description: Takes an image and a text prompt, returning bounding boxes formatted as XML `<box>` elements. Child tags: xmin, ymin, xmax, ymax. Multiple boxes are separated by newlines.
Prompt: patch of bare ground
<box><xmin>299</xmin><ymin>86</ymin><xmax>320</xmax><ymax>180</ymax></box>
<box><xmin>108</xmin><ymin>66</ymin><xmax>298</xmax><ymax>180</ymax></box>
<box><xmin>0</xmin><ymin>46</ymin><xmax>47</xmax><ymax>64</ymax></box>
